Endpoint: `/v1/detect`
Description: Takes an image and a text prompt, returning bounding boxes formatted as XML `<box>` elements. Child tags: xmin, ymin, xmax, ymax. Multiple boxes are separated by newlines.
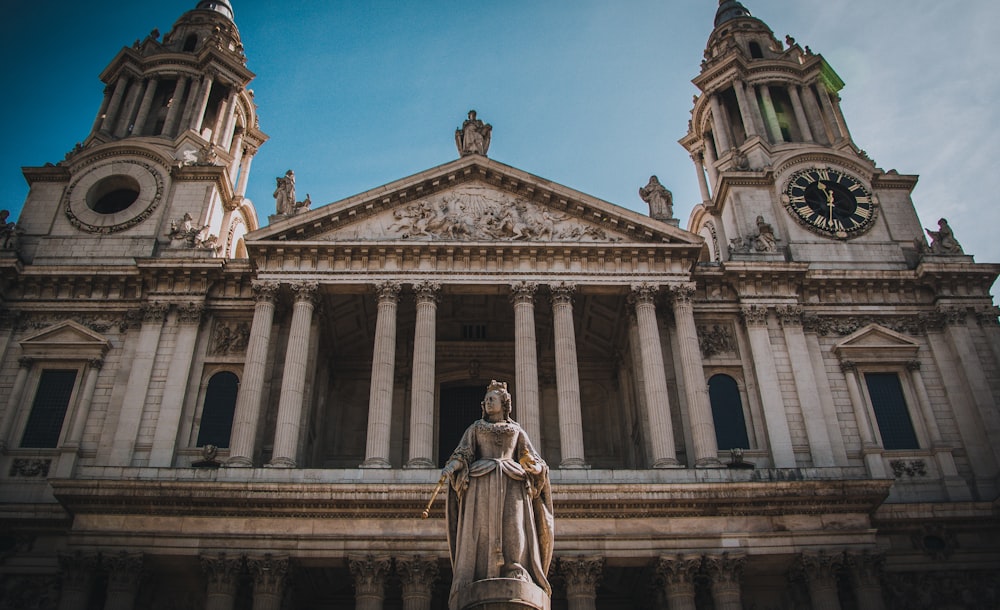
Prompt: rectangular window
<box><xmin>864</xmin><ymin>372</ymin><xmax>919</xmax><ymax>450</ymax></box>
<box><xmin>20</xmin><ymin>369</ymin><xmax>78</xmax><ymax>448</ymax></box>
<box><xmin>461</xmin><ymin>324</ymin><xmax>487</xmax><ymax>340</ymax></box>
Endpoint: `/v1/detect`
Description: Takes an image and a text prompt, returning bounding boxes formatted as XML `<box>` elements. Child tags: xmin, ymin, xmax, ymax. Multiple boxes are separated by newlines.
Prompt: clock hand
<box><xmin>818</xmin><ymin>182</ymin><xmax>835</xmax><ymax>223</ymax></box>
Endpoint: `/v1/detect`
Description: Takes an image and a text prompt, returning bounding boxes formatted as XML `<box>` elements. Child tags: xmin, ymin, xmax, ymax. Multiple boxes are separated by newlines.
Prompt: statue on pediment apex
<box><xmin>639</xmin><ymin>175</ymin><xmax>674</xmax><ymax>222</ymax></box>
<box><xmin>456</xmin><ymin>110</ymin><xmax>492</xmax><ymax>157</ymax></box>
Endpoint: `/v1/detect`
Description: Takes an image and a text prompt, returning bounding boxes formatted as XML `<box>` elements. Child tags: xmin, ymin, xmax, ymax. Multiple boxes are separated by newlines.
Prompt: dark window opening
<box><xmin>865</xmin><ymin>373</ymin><xmax>919</xmax><ymax>450</ymax></box>
<box><xmin>438</xmin><ymin>385</ymin><xmax>483</xmax><ymax>466</ymax></box>
<box><xmin>20</xmin><ymin>369</ymin><xmax>78</xmax><ymax>448</ymax></box>
<box><xmin>708</xmin><ymin>374</ymin><xmax>750</xmax><ymax>450</ymax></box>
<box><xmin>461</xmin><ymin>324</ymin><xmax>487</xmax><ymax>340</ymax></box>
<box><xmin>196</xmin><ymin>371</ymin><xmax>239</xmax><ymax>448</ymax></box>
<box><xmin>183</xmin><ymin>34</ymin><xmax>198</xmax><ymax>52</ymax></box>
<box><xmin>86</xmin><ymin>175</ymin><xmax>140</xmax><ymax>214</ymax></box>
<box><xmin>749</xmin><ymin>41</ymin><xmax>764</xmax><ymax>58</ymax></box>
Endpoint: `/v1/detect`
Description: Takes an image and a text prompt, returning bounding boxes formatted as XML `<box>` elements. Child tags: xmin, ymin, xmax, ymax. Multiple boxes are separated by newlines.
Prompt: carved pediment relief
<box><xmin>319</xmin><ymin>184</ymin><xmax>627</xmax><ymax>243</ymax></box>
<box><xmin>832</xmin><ymin>324</ymin><xmax>920</xmax><ymax>363</ymax></box>
<box><xmin>19</xmin><ymin>320</ymin><xmax>112</xmax><ymax>360</ymax></box>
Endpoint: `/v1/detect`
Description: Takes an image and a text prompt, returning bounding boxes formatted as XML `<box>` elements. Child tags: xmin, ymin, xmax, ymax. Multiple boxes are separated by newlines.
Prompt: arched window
<box><xmin>748</xmin><ymin>41</ymin><xmax>764</xmax><ymax>59</ymax></box>
<box><xmin>196</xmin><ymin>371</ymin><xmax>239</xmax><ymax>447</ymax></box>
<box><xmin>708</xmin><ymin>374</ymin><xmax>750</xmax><ymax>450</ymax></box>
<box><xmin>183</xmin><ymin>34</ymin><xmax>199</xmax><ymax>52</ymax></box>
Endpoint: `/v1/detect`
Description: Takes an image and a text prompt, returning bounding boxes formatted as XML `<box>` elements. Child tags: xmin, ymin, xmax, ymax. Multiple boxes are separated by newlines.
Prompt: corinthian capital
<box><xmin>374</xmin><ymin>281</ymin><xmax>401</xmax><ymax>303</ymax></box>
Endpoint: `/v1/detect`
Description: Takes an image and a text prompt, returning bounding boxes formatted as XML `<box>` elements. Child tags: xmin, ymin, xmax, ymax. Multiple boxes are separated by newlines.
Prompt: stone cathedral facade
<box><xmin>1</xmin><ymin>1</ymin><xmax>998</xmax><ymax>608</ymax></box>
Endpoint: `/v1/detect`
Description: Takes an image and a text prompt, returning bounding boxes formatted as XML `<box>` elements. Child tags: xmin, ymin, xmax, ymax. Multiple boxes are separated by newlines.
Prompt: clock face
<box><xmin>782</xmin><ymin>168</ymin><xmax>876</xmax><ymax>239</ymax></box>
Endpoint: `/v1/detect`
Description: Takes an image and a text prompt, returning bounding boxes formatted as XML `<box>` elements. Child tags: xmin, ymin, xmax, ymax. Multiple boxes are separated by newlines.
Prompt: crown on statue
<box><xmin>487</xmin><ymin>380</ymin><xmax>508</xmax><ymax>394</ymax></box>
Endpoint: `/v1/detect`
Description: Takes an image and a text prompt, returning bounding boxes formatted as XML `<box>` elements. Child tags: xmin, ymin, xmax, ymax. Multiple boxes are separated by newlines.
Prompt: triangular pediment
<box><xmin>20</xmin><ymin>320</ymin><xmax>112</xmax><ymax>360</ymax></box>
<box><xmin>248</xmin><ymin>156</ymin><xmax>701</xmax><ymax>247</ymax></box>
<box><xmin>832</xmin><ymin>324</ymin><xmax>920</xmax><ymax>362</ymax></box>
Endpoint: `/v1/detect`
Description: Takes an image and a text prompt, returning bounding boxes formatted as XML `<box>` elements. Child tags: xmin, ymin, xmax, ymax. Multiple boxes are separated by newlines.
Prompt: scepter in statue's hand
<box><xmin>421</xmin><ymin>473</ymin><xmax>448</xmax><ymax>519</ymax></box>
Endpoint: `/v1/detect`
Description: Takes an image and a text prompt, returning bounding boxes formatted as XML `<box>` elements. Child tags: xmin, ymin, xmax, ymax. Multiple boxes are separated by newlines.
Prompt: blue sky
<box><xmin>2</xmin><ymin>0</ymin><xmax>998</xmax><ymax>293</ymax></box>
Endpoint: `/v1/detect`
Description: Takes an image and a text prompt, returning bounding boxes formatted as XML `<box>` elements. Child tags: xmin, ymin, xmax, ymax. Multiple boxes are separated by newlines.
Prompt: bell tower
<box><xmin>16</xmin><ymin>0</ymin><xmax>266</xmax><ymax>263</ymax></box>
<box><xmin>681</xmin><ymin>0</ymin><xmax>926</xmax><ymax>268</ymax></box>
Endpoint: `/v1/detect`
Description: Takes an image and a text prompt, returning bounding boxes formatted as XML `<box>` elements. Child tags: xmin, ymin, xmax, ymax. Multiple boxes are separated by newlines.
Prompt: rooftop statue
<box><xmin>455</xmin><ymin>110</ymin><xmax>492</xmax><ymax>156</ymax></box>
<box><xmin>441</xmin><ymin>380</ymin><xmax>553</xmax><ymax>609</ymax></box>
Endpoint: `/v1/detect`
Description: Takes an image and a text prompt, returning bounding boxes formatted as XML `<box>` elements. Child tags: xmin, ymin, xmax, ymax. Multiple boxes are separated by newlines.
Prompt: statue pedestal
<box><xmin>454</xmin><ymin>578</ymin><xmax>550</xmax><ymax>610</ymax></box>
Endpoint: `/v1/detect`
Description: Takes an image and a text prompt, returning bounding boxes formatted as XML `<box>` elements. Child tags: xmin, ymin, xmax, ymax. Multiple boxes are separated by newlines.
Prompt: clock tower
<box><xmin>681</xmin><ymin>0</ymin><xmax>928</xmax><ymax>268</ymax></box>
<box><xmin>15</xmin><ymin>0</ymin><xmax>267</xmax><ymax>263</ymax></box>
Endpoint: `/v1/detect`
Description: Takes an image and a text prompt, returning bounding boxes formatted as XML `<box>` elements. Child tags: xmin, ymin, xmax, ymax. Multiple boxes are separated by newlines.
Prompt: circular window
<box><xmin>86</xmin><ymin>175</ymin><xmax>141</xmax><ymax>214</ymax></box>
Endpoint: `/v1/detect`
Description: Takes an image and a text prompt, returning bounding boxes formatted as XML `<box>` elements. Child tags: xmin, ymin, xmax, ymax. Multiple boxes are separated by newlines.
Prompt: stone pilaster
<box><xmin>110</xmin><ymin>302</ymin><xmax>168</xmax><ymax>466</ymax></box>
<box><xmin>201</xmin><ymin>553</ymin><xmax>243</xmax><ymax>610</ymax></box>
<box><xmin>269</xmin><ymin>282</ymin><xmax>319</xmax><ymax>467</ymax></box>
<box><xmin>629</xmin><ymin>284</ymin><xmax>679</xmax><ymax>468</ymax></box>
<box><xmin>103</xmin><ymin>552</ymin><xmax>144</xmax><ymax>610</ymax></box>
<box><xmin>349</xmin><ymin>555</ymin><xmax>392</xmax><ymax>610</ymax></box>
<box><xmin>550</xmin><ymin>283</ymin><xmax>586</xmax><ymax>468</ymax></box>
<box><xmin>0</xmin><ymin>357</ymin><xmax>34</xmax><ymax>451</ymax></box>
<box><xmin>740</xmin><ymin>305</ymin><xmax>795</xmax><ymax>467</ymax></box>
<box><xmin>703</xmin><ymin>553</ymin><xmax>745</xmax><ymax>610</ymax></box>
<box><xmin>406</xmin><ymin>282</ymin><xmax>440</xmax><ymax>468</ymax></box>
<box><xmin>793</xmin><ymin>551</ymin><xmax>844</xmax><ymax>610</ymax></box>
<box><xmin>510</xmin><ymin>282</ymin><xmax>542</xmax><ymax>444</ymax></box>
<box><xmin>655</xmin><ymin>554</ymin><xmax>701</xmax><ymax>610</ymax></box>
<box><xmin>161</xmin><ymin>76</ymin><xmax>189</xmax><ymax>136</ymax></box>
<box><xmin>844</xmin><ymin>551</ymin><xmax>885</xmax><ymax>610</ymax></box>
<box><xmin>907</xmin><ymin>360</ymin><xmax>971</xmax><ymax>499</ymax></box>
<box><xmin>150</xmin><ymin>303</ymin><xmax>204</xmax><ymax>467</ymax></box>
<box><xmin>777</xmin><ymin>305</ymin><xmax>835</xmax><ymax>467</ymax></box>
<box><xmin>362</xmin><ymin>282</ymin><xmax>401</xmax><ymax>468</ymax></box>
<box><xmin>396</xmin><ymin>555</ymin><xmax>439</xmax><ymax>610</ymax></box>
<box><xmin>57</xmin><ymin>553</ymin><xmax>98</xmax><ymax>610</ymax></box>
<box><xmin>840</xmin><ymin>360</ymin><xmax>888</xmax><ymax>478</ymax></box>
<box><xmin>559</xmin><ymin>556</ymin><xmax>604</xmax><ymax>610</ymax></box>
<box><xmin>670</xmin><ymin>283</ymin><xmax>721</xmax><ymax>467</ymax></box>
<box><xmin>247</xmin><ymin>555</ymin><xmax>290</xmax><ymax>610</ymax></box>
<box><xmin>227</xmin><ymin>281</ymin><xmax>279</xmax><ymax>467</ymax></box>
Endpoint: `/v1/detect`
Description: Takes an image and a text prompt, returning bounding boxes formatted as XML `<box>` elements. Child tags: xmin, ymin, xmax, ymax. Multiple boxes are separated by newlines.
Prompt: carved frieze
<box><xmin>210</xmin><ymin>320</ymin><xmax>250</xmax><ymax>355</ymax></box>
<box><xmin>890</xmin><ymin>459</ymin><xmax>927</xmax><ymax>477</ymax></box>
<box><xmin>327</xmin><ymin>185</ymin><xmax>625</xmax><ymax>242</ymax></box>
<box><xmin>803</xmin><ymin>314</ymin><xmax>929</xmax><ymax>336</ymax></box>
<box><xmin>9</xmin><ymin>458</ymin><xmax>51</xmax><ymax>478</ymax></box>
<box><xmin>697</xmin><ymin>324</ymin><xmax>738</xmax><ymax>358</ymax></box>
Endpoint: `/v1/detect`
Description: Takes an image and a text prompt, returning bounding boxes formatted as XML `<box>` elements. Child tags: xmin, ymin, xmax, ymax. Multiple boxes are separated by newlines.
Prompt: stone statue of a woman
<box><xmin>442</xmin><ymin>380</ymin><xmax>553</xmax><ymax>609</ymax></box>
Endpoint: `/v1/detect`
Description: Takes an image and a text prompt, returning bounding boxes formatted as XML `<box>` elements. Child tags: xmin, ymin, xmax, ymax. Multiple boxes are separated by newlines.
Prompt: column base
<box><xmin>652</xmin><ymin>458</ymin><xmax>683</xmax><ymax>468</ymax></box>
<box><xmin>360</xmin><ymin>458</ymin><xmax>392</xmax><ymax>469</ymax></box>
<box><xmin>405</xmin><ymin>458</ymin><xmax>436</xmax><ymax>469</ymax></box>
<box><xmin>454</xmin><ymin>578</ymin><xmax>550</xmax><ymax>610</ymax></box>
<box><xmin>265</xmin><ymin>457</ymin><xmax>296</xmax><ymax>468</ymax></box>
<box><xmin>225</xmin><ymin>456</ymin><xmax>254</xmax><ymax>468</ymax></box>
<box><xmin>559</xmin><ymin>458</ymin><xmax>589</xmax><ymax>469</ymax></box>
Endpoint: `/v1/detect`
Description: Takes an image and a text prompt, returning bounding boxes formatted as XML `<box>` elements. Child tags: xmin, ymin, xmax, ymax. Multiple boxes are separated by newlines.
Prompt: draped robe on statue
<box><xmin>445</xmin><ymin>418</ymin><xmax>554</xmax><ymax>607</ymax></box>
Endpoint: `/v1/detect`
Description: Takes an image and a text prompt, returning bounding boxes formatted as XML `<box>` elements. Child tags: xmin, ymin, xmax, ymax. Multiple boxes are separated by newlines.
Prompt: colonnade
<box><xmin>51</xmin><ymin>549</ymin><xmax>887</xmax><ymax>609</ymax></box>
<box><xmin>225</xmin><ymin>280</ymin><xmax>722</xmax><ymax>470</ymax></box>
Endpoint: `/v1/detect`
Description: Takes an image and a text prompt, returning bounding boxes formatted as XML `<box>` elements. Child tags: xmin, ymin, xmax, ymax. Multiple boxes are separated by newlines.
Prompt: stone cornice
<box><xmin>49</xmin><ymin>475</ymin><xmax>891</xmax><ymax>521</ymax></box>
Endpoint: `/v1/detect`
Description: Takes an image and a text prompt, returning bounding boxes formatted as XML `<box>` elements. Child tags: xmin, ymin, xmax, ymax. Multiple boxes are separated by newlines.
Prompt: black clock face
<box><xmin>783</xmin><ymin>168</ymin><xmax>876</xmax><ymax>239</ymax></box>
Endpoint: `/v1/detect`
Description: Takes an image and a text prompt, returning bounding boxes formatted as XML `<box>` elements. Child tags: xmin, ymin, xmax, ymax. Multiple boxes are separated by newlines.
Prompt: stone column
<box><xmin>57</xmin><ymin>553</ymin><xmax>98</xmax><ymax>610</ymax></box>
<box><xmin>758</xmin><ymin>85</ymin><xmax>783</xmax><ymax>142</ymax></box>
<box><xmin>100</xmin><ymin>75</ymin><xmax>130</xmax><ymax>133</ymax></box>
<box><xmin>229</xmin><ymin>127</ymin><xmax>246</xmax><ymax>177</ymax></box>
<box><xmin>732</xmin><ymin>79</ymin><xmax>759</xmax><ymax>138</ymax></box>
<box><xmin>740</xmin><ymin>306</ymin><xmax>795</xmax><ymax>467</ymax></box>
<box><xmin>551</xmin><ymin>283</ymin><xmax>586</xmax><ymax>468</ymax></box>
<box><xmin>510</xmin><ymin>282</ymin><xmax>541</xmax><ymax>444</ymax></box>
<box><xmin>803</xmin><ymin>331</ymin><xmax>849</xmax><ymax>465</ymax></box>
<box><xmin>691</xmin><ymin>153</ymin><xmax>711</xmax><ymax>202</ymax></box>
<box><xmin>788</xmin><ymin>86</ymin><xmax>814</xmax><ymax>142</ymax></box>
<box><xmin>406</xmin><ymin>282</ymin><xmax>440</xmax><ymax>468</ymax></box>
<box><xmin>130</xmin><ymin>77</ymin><xmax>160</xmax><ymax>136</ymax></box>
<box><xmin>794</xmin><ymin>552</ymin><xmax>844</xmax><ymax>610</ymax></box>
<box><xmin>269</xmin><ymin>282</ymin><xmax>319</xmax><ymax>468</ymax></box>
<box><xmin>777</xmin><ymin>306</ymin><xmax>835</xmax><ymax>467</ymax></box>
<box><xmin>247</xmin><ymin>555</ymin><xmax>290</xmax><ymax>610</ymax></box>
<box><xmin>704</xmin><ymin>553</ymin><xmax>745</xmax><ymax>610</ymax></box>
<box><xmin>212</xmin><ymin>87</ymin><xmax>237</xmax><ymax>147</ymax></box>
<box><xmin>161</xmin><ymin>76</ymin><xmax>189</xmax><ymax>136</ymax></box>
<box><xmin>113</xmin><ymin>78</ymin><xmax>144</xmax><ymax>138</ymax></box>
<box><xmin>840</xmin><ymin>361</ymin><xmax>888</xmax><ymax>478</ymax></box>
<box><xmin>844</xmin><ymin>551</ymin><xmax>885</xmax><ymax>610</ymax></box>
<box><xmin>91</xmin><ymin>86</ymin><xmax>113</xmax><ymax>134</ymax></box>
<box><xmin>560</xmin><ymin>556</ymin><xmax>604</xmax><ymax>610</ymax></box>
<box><xmin>670</xmin><ymin>283</ymin><xmax>721</xmax><ymax>467</ymax></box>
<box><xmin>907</xmin><ymin>360</ymin><xmax>970</xmax><ymax>500</ymax></box>
<box><xmin>828</xmin><ymin>92</ymin><xmax>853</xmax><ymax>142</ymax></box>
<box><xmin>702</xmin><ymin>137</ymin><xmax>719</xmax><ymax>188</ymax></box>
<box><xmin>0</xmin><ymin>358</ymin><xmax>33</xmax><ymax>450</ymax></box>
<box><xmin>655</xmin><ymin>555</ymin><xmax>701</xmax><ymax>610</ymax></box>
<box><xmin>801</xmin><ymin>84</ymin><xmax>831</xmax><ymax>143</ymax></box>
<box><xmin>103</xmin><ymin>552</ymin><xmax>144</xmax><ymax>610</ymax></box>
<box><xmin>219</xmin><ymin>89</ymin><xmax>240</xmax><ymax>149</ymax></box>
<box><xmin>235</xmin><ymin>148</ymin><xmax>255</xmax><ymax>197</ymax></box>
<box><xmin>150</xmin><ymin>304</ymin><xmax>204</xmax><ymax>467</ymax></box>
<box><xmin>817</xmin><ymin>86</ymin><xmax>845</xmax><ymax>141</ymax></box>
<box><xmin>362</xmin><ymin>282</ymin><xmax>401</xmax><ymax>468</ymax></box>
<box><xmin>396</xmin><ymin>556</ymin><xmax>439</xmax><ymax>610</ymax></box>
<box><xmin>349</xmin><ymin>555</ymin><xmax>392</xmax><ymax>610</ymax></box>
<box><xmin>227</xmin><ymin>281</ymin><xmax>279</xmax><ymax>467</ymax></box>
<box><xmin>190</xmin><ymin>72</ymin><xmax>216</xmax><ymax>133</ymax></box>
<box><xmin>179</xmin><ymin>75</ymin><xmax>203</xmax><ymax>132</ymax></box>
<box><xmin>628</xmin><ymin>284</ymin><xmax>679</xmax><ymax>467</ymax></box>
<box><xmin>709</xmin><ymin>95</ymin><xmax>732</xmax><ymax>153</ymax></box>
<box><xmin>201</xmin><ymin>553</ymin><xmax>243</xmax><ymax>610</ymax></box>
<box><xmin>111</xmin><ymin>303</ymin><xmax>168</xmax><ymax>466</ymax></box>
